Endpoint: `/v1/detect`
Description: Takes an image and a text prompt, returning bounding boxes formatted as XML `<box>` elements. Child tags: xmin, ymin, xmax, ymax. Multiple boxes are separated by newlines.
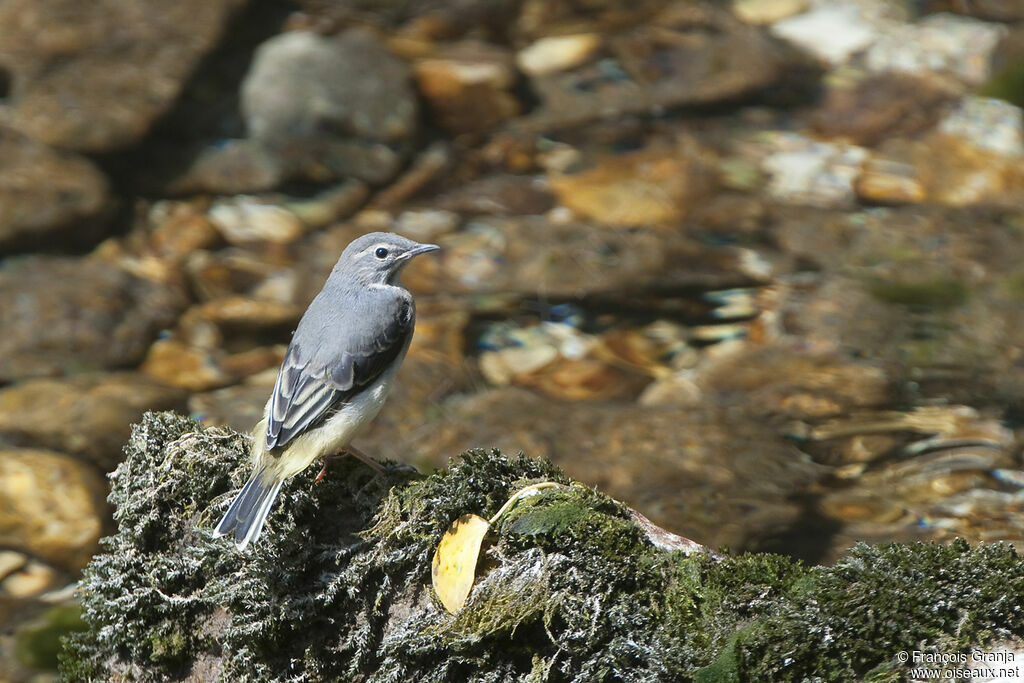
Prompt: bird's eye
<box><xmin>375</xmin><ymin>247</ymin><xmax>389</xmax><ymax>259</ymax></box>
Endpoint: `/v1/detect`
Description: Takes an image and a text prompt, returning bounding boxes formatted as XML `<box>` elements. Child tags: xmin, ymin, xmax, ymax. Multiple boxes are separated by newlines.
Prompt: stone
<box><xmin>284</xmin><ymin>179</ymin><xmax>369</xmax><ymax>228</ymax></box>
<box><xmin>855</xmin><ymin>156</ymin><xmax>926</xmax><ymax>205</ymax></box>
<box><xmin>208</xmin><ymin>197</ymin><xmax>306</xmax><ymax>245</ymax></box>
<box><xmin>904</xmin><ymin>133</ymin><xmax>1024</xmax><ymax>206</ymax></box>
<box><xmin>0</xmin><ymin>0</ymin><xmax>247</xmax><ymax>151</ymax></box>
<box><xmin>413</xmin><ymin>41</ymin><xmax>520</xmax><ymax>134</ymax></box>
<box><xmin>184</xmin><ymin>247</ymin><xmax>295</xmax><ymax>302</ymax></box>
<box><xmin>432</xmin><ymin>174</ymin><xmax>555</xmax><ymax>216</ymax></box>
<box><xmin>0</xmin><ymin>127</ymin><xmax>111</xmax><ymax>253</ymax></box>
<box><xmin>760</xmin><ymin>133</ymin><xmax>868</xmax><ymax>208</ymax></box>
<box><xmin>165</xmin><ymin>138</ymin><xmax>286</xmax><ymax>196</ymax></box>
<box><xmin>390</xmin><ymin>387</ymin><xmax>819</xmax><ymax>552</ymax></box>
<box><xmin>189</xmin><ymin>379</ymin><xmax>273</xmax><ymax>433</ymax></box>
<box><xmin>520</xmin><ymin>4</ymin><xmax>816</xmax><ymax>132</ymax></box>
<box><xmin>937</xmin><ymin>96</ymin><xmax>1024</xmax><ymax>157</ymax></box>
<box><xmin>732</xmin><ymin>0</ymin><xmax>809</xmax><ymax>25</ymax></box>
<box><xmin>865</xmin><ymin>12</ymin><xmax>1005</xmax><ymax>85</ymax></box>
<box><xmin>0</xmin><ymin>448</ymin><xmax>105</xmax><ymax>570</ymax></box>
<box><xmin>808</xmin><ymin>72</ymin><xmax>959</xmax><ymax>147</ymax></box>
<box><xmin>54</xmin><ymin>412</ymin><xmax>1024</xmax><ymax>681</ymax></box>
<box><xmin>0</xmin><ymin>373</ymin><xmax>188</xmax><ymax>471</ymax></box>
<box><xmin>0</xmin><ymin>560</ymin><xmax>59</xmax><ymax>598</ymax></box>
<box><xmin>0</xmin><ymin>255</ymin><xmax>188</xmax><ymax>382</ymax></box>
<box><xmin>139</xmin><ymin>339</ymin><xmax>234</xmax><ymax>392</ymax></box>
<box><xmin>407</xmin><ymin>216</ymin><xmax>775</xmax><ymax>303</ymax></box>
<box><xmin>548</xmin><ymin>144</ymin><xmax>715</xmax><ymax>226</ymax></box>
<box><xmin>241</xmin><ymin>28</ymin><xmax>417</xmax><ymax>185</ymax></box>
<box><xmin>515</xmin><ymin>34</ymin><xmax>601</xmax><ymax>76</ymax></box>
<box><xmin>770</xmin><ymin>4</ymin><xmax>877</xmax><ymax>65</ymax></box>
<box><xmin>147</xmin><ymin>202</ymin><xmax>223</xmax><ymax>262</ymax></box>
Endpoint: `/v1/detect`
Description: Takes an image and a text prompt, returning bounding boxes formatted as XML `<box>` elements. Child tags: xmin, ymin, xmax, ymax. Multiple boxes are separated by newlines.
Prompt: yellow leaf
<box><xmin>431</xmin><ymin>513</ymin><xmax>491</xmax><ymax>613</ymax></box>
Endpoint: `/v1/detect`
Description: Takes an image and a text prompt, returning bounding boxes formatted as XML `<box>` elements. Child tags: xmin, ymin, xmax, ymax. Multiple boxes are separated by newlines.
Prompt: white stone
<box><xmin>938</xmin><ymin>97</ymin><xmax>1024</xmax><ymax>158</ymax></box>
<box><xmin>732</xmin><ymin>0</ymin><xmax>809</xmax><ymax>25</ymax></box>
<box><xmin>761</xmin><ymin>133</ymin><xmax>868</xmax><ymax>208</ymax></box>
<box><xmin>516</xmin><ymin>34</ymin><xmax>601</xmax><ymax>76</ymax></box>
<box><xmin>865</xmin><ymin>13</ymin><xmax>1005</xmax><ymax>84</ymax></box>
<box><xmin>771</xmin><ymin>5</ymin><xmax>876</xmax><ymax>65</ymax></box>
<box><xmin>209</xmin><ymin>197</ymin><xmax>305</xmax><ymax>244</ymax></box>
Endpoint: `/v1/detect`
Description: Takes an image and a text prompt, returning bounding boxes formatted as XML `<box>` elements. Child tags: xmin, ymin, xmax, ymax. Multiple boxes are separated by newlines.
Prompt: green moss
<box><xmin>60</xmin><ymin>412</ymin><xmax>1024</xmax><ymax>682</ymax></box>
<box><xmin>979</xmin><ymin>61</ymin><xmax>1024</xmax><ymax>108</ymax></box>
<box><xmin>868</xmin><ymin>277</ymin><xmax>970</xmax><ymax>309</ymax></box>
<box><xmin>14</xmin><ymin>605</ymin><xmax>87</xmax><ymax>671</ymax></box>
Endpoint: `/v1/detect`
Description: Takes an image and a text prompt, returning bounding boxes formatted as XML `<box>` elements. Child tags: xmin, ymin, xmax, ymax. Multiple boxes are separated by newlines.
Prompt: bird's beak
<box><xmin>404</xmin><ymin>243</ymin><xmax>440</xmax><ymax>258</ymax></box>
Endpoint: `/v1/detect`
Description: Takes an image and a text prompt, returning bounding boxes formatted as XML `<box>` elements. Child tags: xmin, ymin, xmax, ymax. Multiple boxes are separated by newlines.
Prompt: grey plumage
<box><xmin>213</xmin><ymin>232</ymin><xmax>439</xmax><ymax>549</ymax></box>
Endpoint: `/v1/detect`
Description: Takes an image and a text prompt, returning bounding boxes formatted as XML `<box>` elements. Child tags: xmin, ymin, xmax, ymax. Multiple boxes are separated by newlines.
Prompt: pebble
<box><xmin>0</xmin><ymin>373</ymin><xmax>187</xmax><ymax>471</ymax></box>
<box><xmin>771</xmin><ymin>4</ymin><xmax>877</xmax><ymax>65</ymax></box>
<box><xmin>0</xmin><ymin>126</ymin><xmax>112</xmax><ymax>254</ymax></box>
<box><xmin>732</xmin><ymin>0</ymin><xmax>809</xmax><ymax>25</ymax></box>
<box><xmin>515</xmin><ymin>34</ymin><xmax>601</xmax><ymax>76</ymax></box>
<box><xmin>413</xmin><ymin>42</ymin><xmax>519</xmax><ymax>134</ymax></box>
<box><xmin>0</xmin><ymin>448</ymin><xmax>105</xmax><ymax>570</ymax></box>
<box><xmin>208</xmin><ymin>197</ymin><xmax>306</xmax><ymax>245</ymax></box>
<box><xmin>937</xmin><ymin>96</ymin><xmax>1024</xmax><ymax>158</ymax></box>
<box><xmin>761</xmin><ymin>133</ymin><xmax>868</xmax><ymax>208</ymax></box>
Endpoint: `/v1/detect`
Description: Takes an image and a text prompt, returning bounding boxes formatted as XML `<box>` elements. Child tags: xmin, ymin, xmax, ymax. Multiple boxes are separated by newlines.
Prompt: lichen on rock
<box><xmin>60</xmin><ymin>412</ymin><xmax>1024</xmax><ymax>681</ymax></box>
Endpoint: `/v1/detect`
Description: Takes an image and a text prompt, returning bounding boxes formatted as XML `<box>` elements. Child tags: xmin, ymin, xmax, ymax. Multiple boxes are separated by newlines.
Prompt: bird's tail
<box><xmin>213</xmin><ymin>469</ymin><xmax>283</xmax><ymax>550</ymax></box>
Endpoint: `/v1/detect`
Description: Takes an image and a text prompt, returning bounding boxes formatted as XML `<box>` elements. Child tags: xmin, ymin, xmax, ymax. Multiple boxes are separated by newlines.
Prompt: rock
<box><xmin>208</xmin><ymin>197</ymin><xmax>306</xmax><ymax>245</ymax></box>
<box><xmin>241</xmin><ymin>28</ymin><xmax>417</xmax><ymax>185</ymax></box>
<box><xmin>0</xmin><ymin>448</ymin><xmax>105</xmax><ymax>570</ymax></box>
<box><xmin>147</xmin><ymin>202</ymin><xmax>223</xmax><ymax>262</ymax></box>
<box><xmin>393</xmin><ymin>209</ymin><xmax>461</xmax><ymax>243</ymax></box>
<box><xmin>520</xmin><ymin>4</ymin><xmax>817</xmax><ymax>132</ymax></box>
<box><xmin>1</xmin><ymin>560</ymin><xmax>59</xmax><ymax>598</ymax></box>
<box><xmin>770</xmin><ymin>4</ymin><xmax>877</xmax><ymax>65</ymax></box>
<box><xmin>283</xmin><ymin>179</ymin><xmax>369</xmax><ymax>228</ymax></box>
<box><xmin>865</xmin><ymin>12</ymin><xmax>1006</xmax><ymax>85</ymax></box>
<box><xmin>0</xmin><ymin>127</ymin><xmax>112</xmax><ymax>254</ymax></box>
<box><xmin>189</xmin><ymin>379</ymin><xmax>272</xmax><ymax>432</ymax></box>
<box><xmin>732</xmin><ymin>0</ymin><xmax>809</xmax><ymax>25</ymax></box>
<box><xmin>165</xmin><ymin>138</ymin><xmax>286</xmax><ymax>196</ymax></box>
<box><xmin>139</xmin><ymin>340</ymin><xmax>232</xmax><ymax>392</ymax></box>
<box><xmin>548</xmin><ymin>143</ymin><xmax>716</xmax><ymax>226</ymax></box>
<box><xmin>413</xmin><ymin>41</ymin><xmax>520</xmax><ymax>134</ymax></box>
<box><xmin>901</xmin><ymin>133</ymin><xmax>1024</xmax><ymax>206</ymax></box>
<box><xmin>405</xmin><ymin>217</ymin><xmax>774</xmax><ymax>303</ymax></box>
<box><xmin>855</xmin><ymin>156</ymin><xmax>926</xmax><ymax>204</ymax></box>
<box><xmin>515</xmin><ymin>34</ymin><xmax>601</xmax><ymax>76</ymax></box>
<box><xmin>60</xmin><ymin>413</ymin><xmax>1024</xmax><ymax>682</ymax></box>
<box><xmin>184</xmin><ymin>247</ymin><xmax>297</xmax><ymax>302</ymax></box>
<box><xmin>937</xmin><ymin>96</ymin><xmax>1024</xmax><ymax>157</ymax></box>
<box><xmin>0</xmin><ymin>0</ymin><xmax>246</xmax><ymax>151</ymax></box>
<box><xmin>922</xmin><ymin>0</ymin><xmax>1024</xmax><ymax>21</ymax></box>
<box><xmin>0</xmin><ymin>373</ymin><xmax>187</xmax><ymax>471</ymax></box>
<box><xmin>808</xmin><ymin>72</ymin><xmax>959</xmax><ymax>147</ymax></box>
<box><xmin>189</xmin><ymin>296</ymin><xmax>303</xmax><ymax>330</ymax></box>
<box><xmin>432</xmin><ymin>174</ymin><xmax>555</xmax><ymax>216</ymax></box>
<box><xmin>0</xmin><ymin>255</ymin><xmax>188</xmax><ymax>382</ymax></box>
<box><xmin>760</xmin><ymin>133</ymin><xmax>868</xmax><ymax>208</ymax></box>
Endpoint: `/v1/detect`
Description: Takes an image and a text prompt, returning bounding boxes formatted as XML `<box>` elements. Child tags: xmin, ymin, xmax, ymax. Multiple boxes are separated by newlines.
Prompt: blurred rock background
<box><xmin>2</xmin><ymin>0</ymin><xmax>1024</xmax><ymax>678</ymax></box>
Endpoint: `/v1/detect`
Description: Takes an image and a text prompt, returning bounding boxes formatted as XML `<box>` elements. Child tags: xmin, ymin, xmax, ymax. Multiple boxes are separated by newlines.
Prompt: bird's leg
<box><xmin>313</xmin><ymin>445</ymin><xmax>385</xmax><ymax>485</ymax></box>
<box><xmin>344</xmin><ymin>444</ymin><xmax>387</xmax><ymax>474</ymax></box>
<box><xmin>314</xmin><ymin>454</ymin><xmax>338</xmax><ymax>485</ymax></box>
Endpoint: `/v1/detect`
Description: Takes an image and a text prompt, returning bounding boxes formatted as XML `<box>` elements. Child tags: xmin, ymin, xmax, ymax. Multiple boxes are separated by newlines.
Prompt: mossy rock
<box><xmin>60</xmin><ymin>412</ymin><xmax>1024</xmax><ymax>681</ymax></box>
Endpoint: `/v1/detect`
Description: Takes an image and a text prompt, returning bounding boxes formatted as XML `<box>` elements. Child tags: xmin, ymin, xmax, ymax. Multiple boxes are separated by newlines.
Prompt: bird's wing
<box><xmin>265</xmin><ymin>295</ymin><xmax>413</xmax><ymax>451</ymax></box>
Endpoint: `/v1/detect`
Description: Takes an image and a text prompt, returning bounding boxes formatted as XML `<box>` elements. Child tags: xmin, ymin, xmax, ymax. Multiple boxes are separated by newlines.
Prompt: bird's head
<box><xmin>336</xmin><ymin>232</ymin><xmax>440</xmax><ymax>286</ymax></box>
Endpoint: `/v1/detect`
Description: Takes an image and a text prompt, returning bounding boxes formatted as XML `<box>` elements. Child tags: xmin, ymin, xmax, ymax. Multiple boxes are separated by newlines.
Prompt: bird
<box><xmin>213</xmin><ymin>232</ymin><xmax>439</xmax><ymax>550</ymax></box>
